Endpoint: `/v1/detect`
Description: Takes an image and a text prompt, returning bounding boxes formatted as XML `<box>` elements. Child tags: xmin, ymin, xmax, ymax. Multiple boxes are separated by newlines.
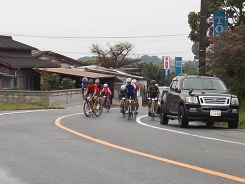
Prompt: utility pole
<box><xmin>199</xmin><ymin>0</ymin><xmax>208</xmax><ymax>74</ymax></box>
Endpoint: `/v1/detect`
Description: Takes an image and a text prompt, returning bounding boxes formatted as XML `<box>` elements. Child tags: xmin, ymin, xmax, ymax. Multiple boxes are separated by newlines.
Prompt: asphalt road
<box><xmin>0</xmin><ymin>106</ymin><xmax>244</xmax><ymax>184</ymax></box>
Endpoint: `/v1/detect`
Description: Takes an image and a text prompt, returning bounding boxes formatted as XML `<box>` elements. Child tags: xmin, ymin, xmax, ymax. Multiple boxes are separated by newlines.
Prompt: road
<box><xmin>0</xmin><ymin>106</ymin><xmax>244</xmax><ymax>184</ymax></box>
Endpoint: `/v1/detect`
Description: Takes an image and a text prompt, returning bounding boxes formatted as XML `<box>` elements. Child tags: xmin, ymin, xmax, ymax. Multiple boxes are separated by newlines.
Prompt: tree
<box><xmin>138</xmin><ymin>62</ymin><xmax>165</xmax><ymax>85</ymax></box>
<box><xmin>207</xmin><ymin>25</ymin><xmax>245</xmax><ymax>99</ymax></box>
<box><xmin>182</xmin><ymin>61</ymin><xmax>198</xmax><ymax>75</ymax></box>
<box><xmin>188</xmin><ymin>0</ymin><xmax>245</xmax><ymax>43</ymax></box>
<box><xmin>91</xmin><ymin>42</ymin><xmax>140</xmax><ymax>68</ymax></box>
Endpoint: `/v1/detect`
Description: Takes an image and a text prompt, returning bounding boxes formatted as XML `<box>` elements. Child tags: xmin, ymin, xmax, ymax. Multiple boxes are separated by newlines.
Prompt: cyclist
<box><xmin>101</xmin><ymin>83</ymin><xmax>112</xmax><ymax>108</ymax></box>
<box><xmin>132</xmin><ymin>79</ymin><xmax>139</xmax><ymax>115</ymax></box>
<box><xmin>81</xmin><ymin>77</ymin><xmax>88</xmax><ymax>98</ymax></box>
<box><xmin>119</xmin><ymin>84</ymin><xmax>126</xmax><ymax>113</ymax></box>
<box><xmin>147</xmin><ymin>80</ymin><xmax>160</xmax><ymax>116</ymax></box>
<box><xmin>124</xmin><ymin>78</ymin><xmax>136</xmax><ymax>114</ymax></box>
<box><xmin>84</xmin><ymin>79</ymin><xmax>98</xmax><ymax>111</ymax></box>
<box><xmin>94</xmin><ymin>79</ymin><xmax>103</xmax><ymax>107</ymax></box>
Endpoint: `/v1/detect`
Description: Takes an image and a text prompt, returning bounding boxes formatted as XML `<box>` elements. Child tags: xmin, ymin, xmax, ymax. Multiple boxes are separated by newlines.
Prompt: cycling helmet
<box><xmin>88</xmin><ymin>79</ymin><xmax>94</xmax><ymax>84</ymax></box>
<box><xmin>121</xmin><ymin>85</ymin><xmax>126</xmax><ymax>90</ymax></box>
<box><xmin>132</xmin><ymin>79</ymin><xmax>137</xmax><ymax>83</ymax></box>
<box><xmin>95</xmin><ymin>79</ymin><xmax>100</xmax><ymax>83</ymax></box>
<box><xmin>103</xmin><ymin>83</ymin><xmax>108</xmax><ymax>88</ymax></box>
<box><xmin>150</xmin><ymin>80</ymin><xmax>156</xmax><ymax>85</ymax></box>
<box><xmin>126</xmin><ymin>78</ymin><xmax>132</xmax><ymax>83</ymax></box>
<box><xmin>82</xmin><ymin>77</ymin><xmax>88</xmax><ymax>83</ymax></box>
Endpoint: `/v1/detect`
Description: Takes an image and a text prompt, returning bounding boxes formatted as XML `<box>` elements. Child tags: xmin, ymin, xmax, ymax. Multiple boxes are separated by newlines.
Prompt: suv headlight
<box><xmin>186</xmin><ymin>96</ymin><xmax>198</xmax><ymax>104</ymax></box>
<box><xmin>231</xmin><ymin>97</ymin><xmax>239</xmax><ymax>105</ymax></box>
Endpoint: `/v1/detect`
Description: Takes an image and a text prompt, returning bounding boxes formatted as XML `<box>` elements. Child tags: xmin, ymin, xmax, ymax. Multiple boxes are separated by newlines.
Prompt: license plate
<box><xmin>210</xmin><ymin>110</ymin><xmax>221</xmax><ymax>116</ymax></box>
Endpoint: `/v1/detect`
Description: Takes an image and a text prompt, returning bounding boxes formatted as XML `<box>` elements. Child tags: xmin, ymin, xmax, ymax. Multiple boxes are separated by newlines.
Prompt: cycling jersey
<box><xmin>86</xmin><ymin>84</ymin><xmax>97</xmax><ymax>95</ymax></box>
<box><xmin>95</xmin><ymin>84</ymin><xmax>102</xmax><ymax>95</ymax></box>
<box><xmin>125</xmin><ymin>83</ymin><xmax>136</xmax><ymax>99</ymax></box>
<box><xmin>101</xmin><ymin>87</ymin><xmax>112</xmax><ymax>96</ymax></box>
<box><xmin>125</xmin><ymin>83</ymin><xmax>136</xmax><ymax>94</ymax></box>
<box><xmin>147</xmin><ymin>86</ymin><xmax>159</xmax><ymax>98</ymax></box>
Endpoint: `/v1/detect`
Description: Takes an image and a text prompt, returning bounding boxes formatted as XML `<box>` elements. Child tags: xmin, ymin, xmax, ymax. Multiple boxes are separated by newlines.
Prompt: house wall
<box><xmin>0</xmin><ymin>89</ymin><xmax>83</xmax><ymax>107</ymax></box>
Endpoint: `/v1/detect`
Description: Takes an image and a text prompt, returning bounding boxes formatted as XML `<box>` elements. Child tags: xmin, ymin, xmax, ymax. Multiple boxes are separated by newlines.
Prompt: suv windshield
<box><xmin>182</xmin><ymin>78</ymin><xmax>227</xmax><ymax>91</ymax></box>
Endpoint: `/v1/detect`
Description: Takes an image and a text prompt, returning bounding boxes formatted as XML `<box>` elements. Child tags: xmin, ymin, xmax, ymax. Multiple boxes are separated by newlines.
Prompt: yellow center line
<box><xmin>55</xmin><ymin>113</ymin><xmax>245</xmax><ymax>183</ymax></box>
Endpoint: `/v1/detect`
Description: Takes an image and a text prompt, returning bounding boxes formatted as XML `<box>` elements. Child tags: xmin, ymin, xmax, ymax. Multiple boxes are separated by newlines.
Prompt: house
<box><xmin>0</xmin><ymin>35</ymin><xmax>60</xmax><ymax>90</ymax></box>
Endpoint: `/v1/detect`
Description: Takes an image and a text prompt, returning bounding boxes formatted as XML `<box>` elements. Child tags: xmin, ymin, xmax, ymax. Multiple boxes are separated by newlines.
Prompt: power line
<box><xmin>2</xmin><ymin>33</ymin><xmax>189</xmax><ymax>39</ymax></box>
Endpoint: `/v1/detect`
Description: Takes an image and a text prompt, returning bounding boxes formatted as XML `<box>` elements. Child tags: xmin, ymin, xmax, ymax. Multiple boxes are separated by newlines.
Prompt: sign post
<box><xmin>162</xmin><ymin>56</ymin><xmax>170</xmax><ymax>76</ymax></box>
<box><xmin>213</xmin><ymin>10</ymin><xmax>227</xmax><ymax>36</ymax></box>
<box><xmin>162</xmin><ymin>56</ymin><xmax>170</xmax><ymax>85</ymax></box>
<box><xmin>175</xmin><ymin>57</ymin><xmax>182</xmax><ymax>75</ymax></box>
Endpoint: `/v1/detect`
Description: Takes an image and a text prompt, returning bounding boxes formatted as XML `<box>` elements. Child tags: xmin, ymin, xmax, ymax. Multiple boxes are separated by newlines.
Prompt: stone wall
<box><xmin>0</xmin><ymin>89</ymin><xmax>83</xmax><ymax>107</ymax></box>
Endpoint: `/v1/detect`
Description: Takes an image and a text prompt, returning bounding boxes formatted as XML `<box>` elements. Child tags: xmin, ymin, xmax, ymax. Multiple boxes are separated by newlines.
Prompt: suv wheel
<box><xmin>160</xmin><ymin>104</ymin><xmax>169</xmax><ymax>125</ymax></box>
<box><xmin>228</xmin><ymin>119</ymin><xmax>238</xmax><ymax>129</ymax></box>
<box><xmin>178</xmin><ymin>106</ymin><xmax>189</xmax><ymax>128</ymax></box>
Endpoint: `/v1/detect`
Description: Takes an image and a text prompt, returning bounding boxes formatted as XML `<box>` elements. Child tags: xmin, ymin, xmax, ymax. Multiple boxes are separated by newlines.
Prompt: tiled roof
<box><xmin>33</xmin><ymin>51</ymin><xmax>87</xmax><ymax>67</ymax></box>
<box><xmin>0</xmin><ymin>56</ymin><xmax>60</xmax><ymax>69</ymax></box>
<box><xmin>37</xmin><ymin>68</ymin><xmax>115</xmax><ymax>79</ymax></box>
<box><xmin>0</xmin><ymin>35</ymin><xmax>37</xmax><ymax>50</ymax></box>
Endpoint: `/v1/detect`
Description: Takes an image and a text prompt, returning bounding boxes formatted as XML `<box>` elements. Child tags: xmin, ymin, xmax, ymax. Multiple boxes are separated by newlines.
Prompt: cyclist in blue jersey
<box><xmin>124</xmin><ymin>78</ymin><xmax>136</xmax><ymax>114</ymax></box>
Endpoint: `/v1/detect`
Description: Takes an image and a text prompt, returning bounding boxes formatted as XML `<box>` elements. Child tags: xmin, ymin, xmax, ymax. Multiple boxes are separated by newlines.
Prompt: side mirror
<box><xmin>174</xmin><ymin>88</ymin><xmax>181</xmax><ymax>93</ymax></box>
<box><xmin>188</xmin><ymin>89</ymin><xmax>193</xmax><ymax>95</ymax></box>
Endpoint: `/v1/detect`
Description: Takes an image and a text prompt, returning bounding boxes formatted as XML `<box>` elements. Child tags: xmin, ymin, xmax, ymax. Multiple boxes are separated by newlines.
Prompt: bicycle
<box><xmin>148</xmin><ymin>97</ymin><xmax>158</xmax><ymax>120</ymax></box>
<box><xmin>102</xmin><ymin>96</ymin><xmax>110</xmax><ymax>112</ymax></box>
<box><xmin>127</xmin><ymin>98</ymin><xmax>136</xmax><ymax>120</ymax></box>
<box><xmin>120</xmin><ymin>97</ymin><xmax>126</xmax><ymax>117</ymax></box>
<box><xmin>83</xmin><ymin>96</ymin><xmax>102</xmax><ymax>117</ymax></box>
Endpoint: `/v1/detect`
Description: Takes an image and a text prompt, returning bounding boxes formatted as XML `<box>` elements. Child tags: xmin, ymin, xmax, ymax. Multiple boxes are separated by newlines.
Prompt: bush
<box><xmin>41</xmin><ymin>73</ymin><xmax>61</xmax><ymax>91</ymax></box>
<box><xmin>61</xmin><ymin>77</ymin><xmax>76</xmax><ymax>89</ymax></box>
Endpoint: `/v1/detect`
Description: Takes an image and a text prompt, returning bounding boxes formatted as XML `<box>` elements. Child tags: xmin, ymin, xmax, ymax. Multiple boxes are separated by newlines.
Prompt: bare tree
<box><xmin>91</xmin><ymin>42</ymin><xmax>140</xmax><ymax>68</ymax></box>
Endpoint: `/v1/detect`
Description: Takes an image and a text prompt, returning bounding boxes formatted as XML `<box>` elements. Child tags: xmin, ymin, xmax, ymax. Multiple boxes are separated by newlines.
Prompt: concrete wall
<box><xmin>0</xmin><ymin>89</ymin><xmax>83</xmax><ymax>107</ymax></box>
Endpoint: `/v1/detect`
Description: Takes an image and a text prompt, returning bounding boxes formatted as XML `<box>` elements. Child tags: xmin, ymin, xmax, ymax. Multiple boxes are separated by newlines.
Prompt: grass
<box><xmin>238</xmin><ymin>104</ymin><xmax>245</xmax><ymax>129</ymax></box>
<box><xmin>0</xmin><ymin>102</ymin><xmax>63</xmax><ymax>111</ymax></box>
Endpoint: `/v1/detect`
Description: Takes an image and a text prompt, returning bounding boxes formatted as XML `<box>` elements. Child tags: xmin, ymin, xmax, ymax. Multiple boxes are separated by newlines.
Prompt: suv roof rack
<box><xmin>197</xmin><ymin>74</ymin><xmax>216</xmax><ymax>77</ymax></box>
<box><xmin>178</xmin><ymin>73</ymin><xmax>188</xmax><ymax>76</ymax></box>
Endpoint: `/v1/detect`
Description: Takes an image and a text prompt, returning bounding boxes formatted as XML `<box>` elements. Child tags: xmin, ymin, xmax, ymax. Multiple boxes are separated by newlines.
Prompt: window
<box><xmin>182</xmin><ymin>78</ymin><xmax>227</xmax><ymax>91</ymax></box>
<box><xmin>170</xmin><ymin>81</ymin><xmax>177</xmax><ymax>91</ymax></box>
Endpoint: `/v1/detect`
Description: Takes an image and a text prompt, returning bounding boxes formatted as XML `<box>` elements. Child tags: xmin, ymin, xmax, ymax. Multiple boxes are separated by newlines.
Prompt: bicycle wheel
<box><xmin>101</xmin><ymin>99</ymin><xmax>106</xmax><ymax>113</ymax></box>
<box><xmin>151</xmin><ymin>102</ymin><xmax>155</xmax><ymax>121</ymax></box>
<box><xmin>94</xmin><ymin>102</ymin><xmax>102</xmax><ymax>117</ymax></box>
<box><xmin>128</xmin><ymin>105</ymin><xmax>132</xmax><ymax>120</ymax></box>
<box><xmin>105</xmin><ymin>98</ymin><xmax>110</xmax><ymax>112</ymax></box>
<box><xmin>121</xmin><ymin>103</ymin><xmax>126</xmax><ymax>117</ymax></box>
<box><xmin>83</xmin><ymin>101</ymin><xmax>91</xmax><ymax>117</ymax></box>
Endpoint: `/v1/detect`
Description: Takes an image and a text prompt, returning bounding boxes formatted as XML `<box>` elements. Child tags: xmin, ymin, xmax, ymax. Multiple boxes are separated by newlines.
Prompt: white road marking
<box><xmin>0</xmin><ymin>109</ymin><xmax>56</xmax><ymax>116</ymax></box>
<box><xmin>136</xmin><ymin>115</ymin><xmax>245</xmax><ymax>146</ymax></box>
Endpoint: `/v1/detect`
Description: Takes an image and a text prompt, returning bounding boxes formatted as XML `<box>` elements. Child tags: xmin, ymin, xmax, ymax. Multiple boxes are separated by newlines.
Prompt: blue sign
<box><xmin>213</xmin><ymin>10</ymin><xmax>227</xmax><ymax>36</ymax></box>
<box><xmin>175</xmin><ymin>57</ymin><xmax>182</xmax><ymax>75</ymax></box>
<box><xmin>164</xmin><ymin>69</ymin><xmax>169</xmax><ymax>76</ymax></box>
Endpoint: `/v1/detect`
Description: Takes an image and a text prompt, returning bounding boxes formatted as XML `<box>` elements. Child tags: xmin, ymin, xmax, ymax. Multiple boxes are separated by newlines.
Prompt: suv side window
<box><xmin>170</xmin><ymin>80</ymin><xmax>177</xmax><ymax>91</ymax></box>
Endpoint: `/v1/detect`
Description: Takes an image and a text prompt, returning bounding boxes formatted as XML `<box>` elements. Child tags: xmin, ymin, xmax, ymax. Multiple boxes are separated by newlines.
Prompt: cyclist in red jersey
<box><xmin>94</xmin><ymin>79</ymin><xmax>102</xmax><ymax>105</ymax></box>
<box><xmin>84</xmin><ymin>79</ymin><xmax>98</xmax><ymax>110</ymax></box>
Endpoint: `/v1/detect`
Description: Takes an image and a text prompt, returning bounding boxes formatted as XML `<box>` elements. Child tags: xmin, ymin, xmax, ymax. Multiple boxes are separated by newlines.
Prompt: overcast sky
<box><xmin>0</xmin><ymin>0</ymin><xmax>200</xmax><ymax>61</ymax></box>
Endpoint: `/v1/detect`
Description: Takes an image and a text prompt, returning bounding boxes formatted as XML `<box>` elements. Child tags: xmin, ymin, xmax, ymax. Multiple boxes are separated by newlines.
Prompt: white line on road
<box><xmin>0</xmin><ymin>109</ymin><xmax>56</xmax><ymax>116</ymax></box>
<box><xmin>136</xmin><ymin>115</ymin><xmax>245</xmax><ymax>146</ymax></box>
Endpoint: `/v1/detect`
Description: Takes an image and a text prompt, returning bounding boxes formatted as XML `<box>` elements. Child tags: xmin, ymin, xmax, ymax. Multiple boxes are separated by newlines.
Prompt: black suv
<box><xmin>159</xmin><ymin>74</ymin><xmax>239</xmax><ymax>128</ymax></box>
